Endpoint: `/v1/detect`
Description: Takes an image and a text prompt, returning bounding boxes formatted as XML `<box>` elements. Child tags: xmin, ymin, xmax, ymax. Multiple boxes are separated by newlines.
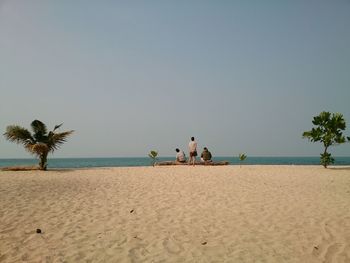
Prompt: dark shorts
<box><xmin>190</xmin><ymin>151</ymin><xmax>197</xmax><ymax>157</ymax></box>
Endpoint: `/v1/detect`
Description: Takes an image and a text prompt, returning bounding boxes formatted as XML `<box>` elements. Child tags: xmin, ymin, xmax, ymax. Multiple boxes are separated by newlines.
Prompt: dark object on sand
<box><xmin>155</xmin><ymin>161</ymin><xmax>229</xmax><ymax>166</ymax></box>
<box><xmin>201</xmin><ymin>241</ymin><xmax>207</xmax><ymax>245</ymax></box>
<box><xmin>130</xmin><ymin>209</ymin><xmax>134</xmax><ymax>213</ymax></box>
<box><xmin>1</xmin><ymin>166</ymin><xmax>41</xmax><ymax>171</ymax></box>
<box><xmin>36</xmin><ymin>229</ymin><xmax>42</xmax><ymax>234</ymax></box>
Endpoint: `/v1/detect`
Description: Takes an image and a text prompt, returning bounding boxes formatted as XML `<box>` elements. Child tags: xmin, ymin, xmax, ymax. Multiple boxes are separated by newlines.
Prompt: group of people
<box><xmin>175</xmin><ymin>137</ymin><xmax>212</xmax><ymax>165</ymax></box>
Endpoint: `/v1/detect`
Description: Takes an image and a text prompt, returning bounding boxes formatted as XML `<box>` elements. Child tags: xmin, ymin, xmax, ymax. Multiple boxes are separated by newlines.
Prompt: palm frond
<box><xmin>239</xmin><ymin>153</ymin><xmax>247</xmax><ymax>161</ymax></box>
<box><xmin>31</xmin><ymin>120</ymin><xmax>47</xmax><ymax>138</ymax></box>
<box><xmin>53</xmin><ymin>123</ymin><xmax>63</xmax><ymax>131</ymax></box>
<box><xmin>149</xmin><ymin>151</ymin><xmax>158</xmax><ymax>158</ymax></box>
<box><xmin>3</xmin><ymin>125</ymin><xmax>34</xmax><ymax>146</ymax></box>
<box><xmin>28</xmin><ymin>143</ymin><xmax>49</xmax><ymax>155</ymax></box>
<box><xmin>47</xmin><ymin>130</ymin><xmax>74</xmax><ymax>152</ymax></box>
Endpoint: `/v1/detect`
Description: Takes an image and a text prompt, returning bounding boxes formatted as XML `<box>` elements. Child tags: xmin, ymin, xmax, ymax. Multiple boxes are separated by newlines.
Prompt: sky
<box><xmin>1</xmin><ymin>0</ymin><xmax>350</xmax><ymax>158</ymax></box>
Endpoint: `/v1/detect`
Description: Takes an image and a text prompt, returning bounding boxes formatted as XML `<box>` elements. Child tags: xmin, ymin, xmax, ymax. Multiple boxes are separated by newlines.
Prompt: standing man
<box><xmin>188</xmin><ymin>136</ymin><xmax>198</xmax><ymax>166</ymax></box>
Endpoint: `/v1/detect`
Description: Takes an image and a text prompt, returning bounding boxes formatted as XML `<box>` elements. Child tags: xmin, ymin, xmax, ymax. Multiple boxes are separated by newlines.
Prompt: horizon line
<box><xmin>1</xmin><ymin>156</ymin><xmax>350</xmax><ymax>159</ymax></box>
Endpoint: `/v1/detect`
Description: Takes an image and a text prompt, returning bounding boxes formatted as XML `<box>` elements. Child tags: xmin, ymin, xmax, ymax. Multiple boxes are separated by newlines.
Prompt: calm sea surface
<box><xmin>0</xmin><ymin>157</ymin><xmax>350</xmax><ymax>168</ymax></box>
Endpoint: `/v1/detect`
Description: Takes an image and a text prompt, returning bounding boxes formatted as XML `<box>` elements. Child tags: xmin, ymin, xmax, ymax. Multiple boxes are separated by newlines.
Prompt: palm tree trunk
<box><xmin>39</xmin><ymin>152</ymin><xmax>48</xmax><ymax>170</ymax></box>
<box><xmin>323</xmin><ymin>146</ymin><xmax>328</xmax><ymax>168</ymax></box>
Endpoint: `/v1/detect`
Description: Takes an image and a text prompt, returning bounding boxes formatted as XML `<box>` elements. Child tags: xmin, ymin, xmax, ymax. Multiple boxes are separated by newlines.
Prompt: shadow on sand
<box><xmin>1</xmin><ymin>166</ymin><xmax>76</xmax><ymax>172</ymax></box>
<box><xmin>328</xmin><ymin>166</ymin><xmax>350</xmax><ymax>171</ymax></box>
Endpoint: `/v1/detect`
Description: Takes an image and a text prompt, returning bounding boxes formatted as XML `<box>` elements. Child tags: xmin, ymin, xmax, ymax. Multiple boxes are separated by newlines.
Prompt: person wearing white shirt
<box><xmin>175</xmin><ymin>148</ymin><xmax>186</xmax><ymax>163</ymax></box>
<box><xmin>188</xmin><ymin>137</ymin><xmax>198</xmax><ymax>166</ymax></box>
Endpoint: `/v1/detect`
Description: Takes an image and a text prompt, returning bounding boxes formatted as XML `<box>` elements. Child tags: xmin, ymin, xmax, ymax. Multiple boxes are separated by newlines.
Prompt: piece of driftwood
<box><xmin>1</xmin><ymin>166</ymin><xmax>41</xmax><ymax>171</ymax></box>
<box><xmin>155</xmin><ymin>161</ymin><xmax>229</xmax><ymax>166</ymax></box>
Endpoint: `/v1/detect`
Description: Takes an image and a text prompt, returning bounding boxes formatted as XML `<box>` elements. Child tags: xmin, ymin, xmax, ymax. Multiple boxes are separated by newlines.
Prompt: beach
<box><xmin>0</xmin><ymin>166</ymin><xmax>350</xmax><ymax>263</ymax></box>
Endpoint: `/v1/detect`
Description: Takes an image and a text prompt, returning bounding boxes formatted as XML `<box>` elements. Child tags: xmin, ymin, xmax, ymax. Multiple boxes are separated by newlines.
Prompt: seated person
<box><xmin>201</xmin><ymin>147</ymin><xmax>212</xmax><ymax>162</ymax></box>
<box><xmin>175</xmin><ymin>148</ymin><xmax>186</xmax><ymax>163</ymax></box>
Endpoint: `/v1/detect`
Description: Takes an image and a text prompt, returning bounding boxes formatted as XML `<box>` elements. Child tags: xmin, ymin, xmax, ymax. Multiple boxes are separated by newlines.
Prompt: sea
<box><xmin>0</xmin><ymin>157</ymin><xmax>350</xmax><ymax>169</ymax></box>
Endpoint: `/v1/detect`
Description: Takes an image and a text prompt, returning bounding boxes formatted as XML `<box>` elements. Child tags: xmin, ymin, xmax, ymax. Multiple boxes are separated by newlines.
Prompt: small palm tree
<box><xmin>238</xmin><ymin>153</ymin><xmax>247</xmax><ymax>167</ymax></box>
<box><xmin>148</xmin><ymin>150</ymin><xmax>158</xmax><ymax>167</ymax></box>
<box><xmin>4</xmin><ymin>120</ymin><xmax>74</xmax><ymax>170</ymax></box>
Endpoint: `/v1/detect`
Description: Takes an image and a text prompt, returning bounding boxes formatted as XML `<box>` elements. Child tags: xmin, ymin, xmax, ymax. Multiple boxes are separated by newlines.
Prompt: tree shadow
<box><xmin>1</xmin><ymin>166</ymin><xmax>40</xmax><ymax>171</ymax></box>
<box><xmin>1</xmin><ymin>166</ymin><xmax>77</xmax><ymax>172</ymax></box>
<box><xmin>328</xmin><ymin>166</ymin><xmax>350</xmax><ymax>171</ymax></box>
<box><xmin>47</xmin><ymin>168</ymin><xmax>77</xmax><ymax>173</ymax></box>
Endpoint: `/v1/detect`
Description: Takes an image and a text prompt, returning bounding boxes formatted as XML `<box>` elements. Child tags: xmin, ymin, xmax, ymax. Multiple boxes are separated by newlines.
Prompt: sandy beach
<box><xmin>0</xmin><ymin>165</ymin><xmax>350</xmax><ymax>263</ymax></box>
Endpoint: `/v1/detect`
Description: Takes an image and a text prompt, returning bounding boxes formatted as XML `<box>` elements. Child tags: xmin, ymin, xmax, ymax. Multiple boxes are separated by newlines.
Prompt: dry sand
<box><xmin>0</xmin><ymin>165</ymin><xmax>350</xmax><ymax>263</ymax></box>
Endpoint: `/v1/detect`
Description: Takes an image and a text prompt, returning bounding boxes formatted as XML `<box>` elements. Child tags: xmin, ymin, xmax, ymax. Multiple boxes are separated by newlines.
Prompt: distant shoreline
<box><xmin>2</xmin><ymin>164</ymin><xmax>350</xmax><ymax>173</ymax></box>
<box><xmin>1</xmin><ymin>156</ymin><xmax>350</xmax><ymax>169</ymax></box>
<box><xmin>1</xmin><ymin>156</ymin><xmax>350</xmax><ymax>159</ymax></box>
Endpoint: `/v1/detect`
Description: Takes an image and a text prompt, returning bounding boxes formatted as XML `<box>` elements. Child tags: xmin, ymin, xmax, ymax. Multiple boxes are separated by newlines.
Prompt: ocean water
<box><xmin>0</xmin><ymin>157</ymin><xmax>350</xmax><ymax>169</ymax></box>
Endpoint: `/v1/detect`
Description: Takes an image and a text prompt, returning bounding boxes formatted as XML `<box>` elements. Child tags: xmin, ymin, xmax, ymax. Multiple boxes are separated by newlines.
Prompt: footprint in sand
<box><xmin>163</xmin><ymin>237</ymin><xmax>183</xmax><ymax>254</ymax></box>
<box><xmin>324</xmin><ymin>242</ymin><xmax>344</xmax><ymax>263</ymax></box>
<box><xmin>312</xmin><ymin>220</ymin><xmax>346</xmax><ymax>262</ymax></box>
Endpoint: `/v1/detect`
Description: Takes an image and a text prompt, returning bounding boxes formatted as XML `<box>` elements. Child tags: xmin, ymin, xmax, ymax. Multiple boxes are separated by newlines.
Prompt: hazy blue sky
<box><xmin>1</xmin><ymin>1</ymin><xmax>349</xmax><ymax>158</ymax></box>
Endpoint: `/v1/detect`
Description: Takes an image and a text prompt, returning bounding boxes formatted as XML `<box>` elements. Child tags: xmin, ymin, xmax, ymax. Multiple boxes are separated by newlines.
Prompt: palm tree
<box><xmin>4</xmin><ymin>120</ymin><xmax>74</xmax><ymax>170</ymax></box>
<box><xmin>238</xmin><ymin>153</ymin><xmax>247</xmax><ymax>167</ymax></box>
<box><xmin>148</xmin><ymin>150</ymin><xmax>158</xmax><ymax>167</ymax></box>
